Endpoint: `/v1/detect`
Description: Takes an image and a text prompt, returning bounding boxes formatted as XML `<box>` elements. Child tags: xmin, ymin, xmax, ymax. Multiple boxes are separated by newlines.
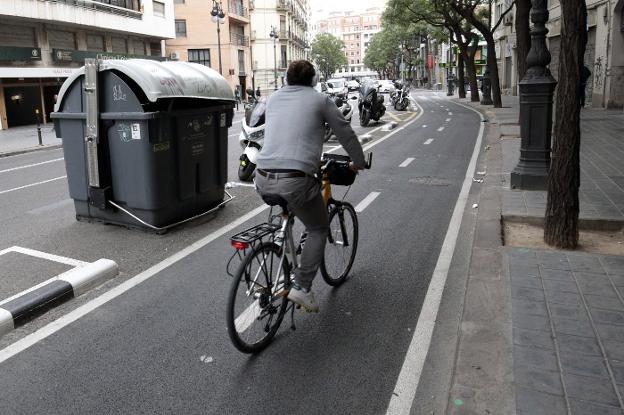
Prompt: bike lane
<box><xmin>0</xmin><ymin>93</ymin><xmax>482</xmax><ymax>414</ymax></box>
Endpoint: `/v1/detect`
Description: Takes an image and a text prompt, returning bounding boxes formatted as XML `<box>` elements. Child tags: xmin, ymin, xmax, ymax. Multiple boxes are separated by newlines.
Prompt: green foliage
<box><xmin>310</xmin><ymin>33</ymin><xmax>348</xmax><ymax>80</ymax></box>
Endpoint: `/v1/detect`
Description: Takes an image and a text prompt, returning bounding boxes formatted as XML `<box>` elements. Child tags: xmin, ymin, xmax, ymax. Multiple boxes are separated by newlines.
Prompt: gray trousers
<box><xmin>255</xmin><ymin>174</ymin><xmax>328</xmax><ymax>290</ymax></box>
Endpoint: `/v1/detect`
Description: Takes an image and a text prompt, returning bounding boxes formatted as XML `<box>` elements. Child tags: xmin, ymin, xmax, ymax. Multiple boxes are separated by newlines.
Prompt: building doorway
<box><xmin>239</xmin><ymin>75</ymin><xmax>247</xmax><ymax>100</ymax></box>
<box><xmin>3</xmin><ymin>86</ymin><xmax>39</xmax><ymax>127</ymax></box>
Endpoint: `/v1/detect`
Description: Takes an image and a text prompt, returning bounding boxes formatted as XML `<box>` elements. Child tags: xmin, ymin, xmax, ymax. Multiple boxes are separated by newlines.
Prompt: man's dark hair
<box><xmin>286</xmin><ymin>60</ymin><xmax>316</xmax><ymax>86</ymax></box>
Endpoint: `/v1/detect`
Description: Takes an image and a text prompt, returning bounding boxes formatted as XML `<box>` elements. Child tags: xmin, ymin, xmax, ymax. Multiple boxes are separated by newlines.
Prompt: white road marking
<box><xmin>235</xmin><ymin>300</ymin><xmax>262</xmax><ymax>333</ymax></box>
<box><xmin>0</xmin><ymin>176</ymin><xmax>67</xmax><ymax>195</ymax></box>
<box><xmin>354</xmin><ymin>191</ymin><xmax>380</xmax><ymax>213</ymax></box>
<box><xmin>423</xmin><ymin>139</ymin><xmax>434</xmax><ymax>145</ymax></box>
<box><xmin>27</xmin><ymin>198</ymin><xmax>73</xmax><ymax>215</ymax></box>
<box><xmin>0</xmin><ymin>158</ymin><xmax>64</xmax><ymax>174</ymax></box>
<box><xmin>386</xmin><ymin>99</ymin><xmax>486</xmax><ymax>415</ymax></box>
<box><xmin>437</xmin><ymin>126</ymin><xmax>445</xmax><ymax>132</ymax></box>
<box><xmin>0</xmin><ymin>204</ymin><xmax>270</xmax><ymax>365</ymax></box>
<box><xmin>448</xmin><ymin>112</ymin><xmax>453</xmax><ymax>116</ymax></box>
<box><xmin>445</xmin><ymin>118</ymin><xmax>451</xmax><ymax>122</ymax></box>
<box><xmin>399</xmin><ymin>158</ymin><xmax>415</xmax><ymax>167</ymax></box>
<box><xmin>422</xmin><ymin>125</ymin><xmax>427</xmax><ymax>128</ymax></box>
<box><xmin>363</xmin><ymin>101</ymin><xmax>424</xmax><ymax>151</ymax></box>
<box><xmin>0</xmin><ymin>246</ymin><xmax>87</xmax><ymax>267</ymax></box>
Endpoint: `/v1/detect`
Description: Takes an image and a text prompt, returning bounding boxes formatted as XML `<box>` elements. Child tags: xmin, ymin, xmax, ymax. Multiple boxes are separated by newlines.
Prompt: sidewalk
<box><xmin>445</xmin><ymin>96</ymin><xmax>624</xmax><ymax>414</ymax></box>
<box><xmin>0</xmin><ymin>124</ymin><xmax>61</xmax><ymax>156</ymax></box>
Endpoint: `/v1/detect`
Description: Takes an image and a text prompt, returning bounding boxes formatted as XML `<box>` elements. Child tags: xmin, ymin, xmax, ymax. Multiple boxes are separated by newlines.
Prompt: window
<box><xmin>175</xmin><ymin>20</ymin><xmax>187</xmax><ymax>37</ymax></box>
<box><xmin>188</xmin><ymin>49</ymin><xmax>211</xmax><ymax>66</ymax></box>
<box><xmin>174</xmin><ymin>0</ymin><xmax>185</xmax><ymax>3</ymax></box>
<box><xmin>238</xmin><ymin>50</ymin><xmax>245</xmax><ymax>74</ymax></box>
<box><xmin>153</xmin><ymin>1</ymin><xmax>165</xmax><ymax>16</ymax></box>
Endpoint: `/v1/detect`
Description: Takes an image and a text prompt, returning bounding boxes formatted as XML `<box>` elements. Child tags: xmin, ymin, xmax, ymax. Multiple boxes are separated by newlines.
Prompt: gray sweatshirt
<box><xmin>256</xmin><ymin>85</ymin><xmax>365</xmax><ymax>176</ymax></box>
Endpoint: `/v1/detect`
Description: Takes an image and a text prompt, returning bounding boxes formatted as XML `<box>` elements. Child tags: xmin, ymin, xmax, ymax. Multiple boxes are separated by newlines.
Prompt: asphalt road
<box><xmin>0</xmin><ymin>91</ymin><xmax>481</xmax><ymax>414</ymax></box>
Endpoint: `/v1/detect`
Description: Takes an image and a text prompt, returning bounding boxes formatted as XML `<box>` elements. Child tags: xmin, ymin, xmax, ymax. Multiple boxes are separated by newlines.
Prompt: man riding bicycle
<box><xmin>255</xmin><ymin>60</ymin><xmax>366</xmax><ymax>312</ymax></box>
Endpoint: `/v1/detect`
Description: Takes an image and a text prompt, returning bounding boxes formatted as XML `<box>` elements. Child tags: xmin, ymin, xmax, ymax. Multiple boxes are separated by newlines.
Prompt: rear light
<box><xmin>231</xmin><ymin>241</ymin><xmax>249</xmax><ymax>250</ymax></box>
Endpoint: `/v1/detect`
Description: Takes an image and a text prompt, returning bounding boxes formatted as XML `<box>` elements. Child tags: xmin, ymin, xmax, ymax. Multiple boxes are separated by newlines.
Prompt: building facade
<box><xmin>166</xmin><ymin>0</ymin><xmax>252</xmax><ymax>96</ymax></box>
<box><xmin>249</xmin><ymin>0</ymin><xmax>310</xmax><ymax>94</ymax></box>
<box><xmin>0</xmin><ymin>0</ymin><xmax>174</xmax><ymax>130</ymax></box>
<box><xmin>311</xmin><ymin>7</ymin><xmax>383</xmax><ymax>79</ymax></box>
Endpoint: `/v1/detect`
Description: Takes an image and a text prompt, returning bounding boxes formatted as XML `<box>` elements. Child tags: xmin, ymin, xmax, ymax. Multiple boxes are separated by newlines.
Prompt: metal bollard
<box><xmin>35</xmin><ymin>108</ymin><xmax>43</xmax><ymax>146</ymax></box>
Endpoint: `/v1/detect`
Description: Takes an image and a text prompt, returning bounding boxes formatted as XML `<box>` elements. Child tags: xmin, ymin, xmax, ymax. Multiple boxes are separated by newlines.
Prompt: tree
<box><xmin>363</xmin><ymin>27</ymin><xmax>403</xmax><ymax>78</ymax></box>
<box><xmin>515</xmin><ymin>0</ymin><xmax>531</xmax><ymax>80</ymax></box>
<box><xmin>310</xmin><ymin>33</ymin><xmax>347</xmax><ymax>80</ymax></box>
<box><xmin>544</xmin><ymin>0</ymin><xmax>588</xmax><ymax>248</ymax></box>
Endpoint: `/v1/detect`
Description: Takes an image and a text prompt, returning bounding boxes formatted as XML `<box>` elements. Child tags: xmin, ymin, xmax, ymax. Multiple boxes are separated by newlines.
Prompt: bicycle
<box><xmin>225</xmin><ymin>152</ymin><xmax>373</xmax><ymax>353</ymax></box>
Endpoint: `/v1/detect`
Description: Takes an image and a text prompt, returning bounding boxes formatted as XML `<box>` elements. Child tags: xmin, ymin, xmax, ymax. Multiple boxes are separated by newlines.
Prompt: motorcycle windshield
<box><xmin>245</xmin><ymin>98</ymin><xmax>267</xmax><ymax>127</ymax></box>
<box><xmin>359</xmin><ymin>79</ymin><xmax>376</xmax><ymax>97</ymax></box>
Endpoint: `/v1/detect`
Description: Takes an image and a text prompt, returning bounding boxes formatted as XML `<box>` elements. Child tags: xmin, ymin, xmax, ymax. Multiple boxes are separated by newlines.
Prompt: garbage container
<box><xmin>51</xmin><ymin>58</ymin><xmax>235</xmax><ymax>231</ymax></box>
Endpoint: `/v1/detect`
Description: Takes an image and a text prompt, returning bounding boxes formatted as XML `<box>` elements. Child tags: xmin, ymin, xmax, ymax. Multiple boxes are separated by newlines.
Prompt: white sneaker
<box><xmin>287</xmin><ymin>284</ymin><xmax>319</xmax><ymax>313</ymax></box>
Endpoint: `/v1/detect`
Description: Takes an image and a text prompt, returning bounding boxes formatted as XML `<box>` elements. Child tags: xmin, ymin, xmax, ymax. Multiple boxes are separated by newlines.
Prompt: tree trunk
<box><xmin>485</xmin><ymin>33</ymin><xmax>503</xmax><ymax>107</ymax></box>
<box><xmin>458</xmin><ymin>53</ymin><xmax>466</xmax><ymax>98</ymax></box>
<box><xmin>515</xmin><ymin>0</ymin><xmax>532</xmax><ymax>81</ymax></box>
<box><xmin>544</xmin><ymin>0</ymin><xmax>587</xmax><ymax>248</ymax></box>
<box><xmin>466</xmin><ymin>43</ymin><xmax>480</xmax><ymax>101</ymax></box>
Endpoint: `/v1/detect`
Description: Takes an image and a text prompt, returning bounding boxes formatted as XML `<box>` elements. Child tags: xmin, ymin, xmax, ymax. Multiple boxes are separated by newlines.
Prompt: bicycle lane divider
<box><xmin>0</xmin><ymin>176</ymin><xmax>67</xmax><ymax>195</ymax></box>
<box><xmin>385</xmin><ymin>98</ymin><xmax>485</xmax><ymax>415</ymax></box>
<box><xmin>0</xmin><ymin>100</ymin><xmax>425</xmax><ymax>363</ymax></box>
<box><xmin>399</xmin><ymin>158</ymin><xmax>415</xmax><ymax>168</ymax></box>
<box><xmin>0</xmin><ymin>158</ymin><xmax>64</xmax><ymax>174</ymax></box>
<box><xmin>354</xmin><ymin>192</ymin><xmax>381</xmax><ymax>213</ymax></box>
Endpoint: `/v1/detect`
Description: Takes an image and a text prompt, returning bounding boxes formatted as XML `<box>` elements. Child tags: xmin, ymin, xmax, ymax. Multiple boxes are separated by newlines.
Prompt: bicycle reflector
<box><xmin>231</xmin><ymin>240</ymin><xmax>249</xmax><ymax>250</ymax></box>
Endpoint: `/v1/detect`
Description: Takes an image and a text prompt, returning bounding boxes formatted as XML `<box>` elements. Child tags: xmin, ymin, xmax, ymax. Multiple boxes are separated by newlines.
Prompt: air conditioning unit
<box><xmin>503</xmin><ymin>14</ymin><xmax>513</xmax><ymax>26</ymax></box>
<box><xmin>169</xmin><ymin>51</ymin><xmax>180</xmax><ymax>60</ymax></box>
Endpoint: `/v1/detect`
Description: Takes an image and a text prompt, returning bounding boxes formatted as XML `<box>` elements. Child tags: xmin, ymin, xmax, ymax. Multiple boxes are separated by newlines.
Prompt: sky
<box><xmin>310</xmin><ymin>0</ymin><xmax>386</xmax><ymax>15</ymax></box>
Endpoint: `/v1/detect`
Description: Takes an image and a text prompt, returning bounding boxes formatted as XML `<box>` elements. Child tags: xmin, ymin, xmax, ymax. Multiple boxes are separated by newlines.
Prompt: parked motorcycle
<box><xmin>394</xmin><ymin>83</ymin><xmax>410</xmax><ymax>111</ymax></box>
<box><xmin>324</xmin><ymin>93</ymin><xmax>354</xmax><ymax>142</ymax></box>
<box><xmin>358</xmin><ymin>79</ymin><xmax>386</xmax><ymax>127</ymax></box>
<box><xmin>237</xmin><ymin>88</ymin><xmax>266</xmax><ymax>181</ymax></box>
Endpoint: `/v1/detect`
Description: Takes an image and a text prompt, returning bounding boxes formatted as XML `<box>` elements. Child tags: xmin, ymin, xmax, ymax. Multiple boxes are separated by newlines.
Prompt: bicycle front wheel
<box><xmin>321</xmin><ymin>202</ymin><xmax>359</xmax><ymax>286</ymax></box>
<box><xmin>227</xmin><ymin>242</ymin><xmax>290</xmax><ymax>353</ymax></box>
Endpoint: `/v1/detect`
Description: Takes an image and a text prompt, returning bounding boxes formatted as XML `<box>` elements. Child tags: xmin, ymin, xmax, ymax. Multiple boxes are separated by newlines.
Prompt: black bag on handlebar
<box><xmin>324</xmin><ymin>154</ymin><xmax>356</xmax><ymax>186</ymax></box>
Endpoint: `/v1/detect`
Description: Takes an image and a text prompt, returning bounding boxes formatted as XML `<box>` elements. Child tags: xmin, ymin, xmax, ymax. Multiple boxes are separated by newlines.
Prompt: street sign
<box><xmin>0</xmin><ymin>46</ymin><xmax>42</xmax><ymax>61</ymax></box>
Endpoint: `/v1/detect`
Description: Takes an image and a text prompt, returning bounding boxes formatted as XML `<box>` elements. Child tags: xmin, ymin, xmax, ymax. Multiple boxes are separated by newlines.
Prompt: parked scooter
<box><xmin>238</xmin><ymin>88</ymin><xmax>266</xmax><ymax>181</ymax></box>
<box><xmin>358</xmin><ymin>79</ymin><xmax>386</xmax><ymax>126</ymax></box>
<box><xmin>324</xmin><ymin>93</ymin><xmax>354</xmax><ymax>142</ymax></box>
<box><xmin>393</xmin><ymin>83</ymin><xmax>410</xmax><ymax>111</ymax></box>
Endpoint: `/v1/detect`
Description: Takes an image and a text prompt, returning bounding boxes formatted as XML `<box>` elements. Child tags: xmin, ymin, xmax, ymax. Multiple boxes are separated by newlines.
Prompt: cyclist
<box><xmin>255</xmin><ymin>60</ymin><xmax>366</xmax><ymax>312</ymax></box>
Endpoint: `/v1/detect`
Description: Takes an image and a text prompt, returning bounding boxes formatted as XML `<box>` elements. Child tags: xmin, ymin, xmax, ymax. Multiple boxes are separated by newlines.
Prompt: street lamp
<box><xmin>269</xmin><ymin>26</ymin><xmax>279</xmax><ymax>90</ymax></box>
<box><xmin>210</xmin><ymin>0</ymin><xmax>226</xmax><ymax>75</ymax></box>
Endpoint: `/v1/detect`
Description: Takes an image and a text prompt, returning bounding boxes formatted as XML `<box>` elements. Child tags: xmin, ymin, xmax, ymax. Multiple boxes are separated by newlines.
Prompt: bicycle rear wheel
<box><xmin>227</xmin><ymin>242</ymin><xmax>290</xmax><ymax>353</ymax></box>
<box><xmin>320</xmin><ymin>202</ymin><xmax>359</xmax><ymax>286</ymax></box>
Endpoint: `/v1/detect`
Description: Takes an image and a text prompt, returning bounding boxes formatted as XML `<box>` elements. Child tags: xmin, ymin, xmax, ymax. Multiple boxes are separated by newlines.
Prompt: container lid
<box><xmin>55</xmin><ymin>59</ymin><xmax>235</xmax><ymax>111</ymax></box>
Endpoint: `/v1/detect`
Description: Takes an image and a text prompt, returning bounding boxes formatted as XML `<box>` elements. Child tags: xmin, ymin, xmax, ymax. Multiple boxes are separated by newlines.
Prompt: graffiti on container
<box><xmin>159</xmin><ymin>77</ymin><xmax>184</xmax><ymax>95</ymax></box>
<box><xmin>190</xmin><ymin>79</ymin><xmax>213</xmax><ymax>95</ymax></box>
<box><xmin>112</xmin><ymin>84</ymin><xmax>127</xmax><ymax>101</ymax></box>
<box><xmin>117</xmin><ymin>123</ymin><xmax>132</xmax><ymax>142</ymax></box>
<box><xmin>594</xmin><ymin>56</ymin><xmax>605</xmax><ymax>89</ymax></box>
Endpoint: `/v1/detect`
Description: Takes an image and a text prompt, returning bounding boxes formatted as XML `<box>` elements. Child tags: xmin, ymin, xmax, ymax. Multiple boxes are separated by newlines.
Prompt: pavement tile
<box><xmin>513</xmin><ymin>365</ymin><xmax>564</xmax><ymax>396</ymax></box>
<box><xmin>610</xmin><ymin>360</ymin><xmax>624</xmax><ymax>385</ymax></box>
<box><xmin>590</xmin><ymin>308</ymin><xmax>624</xmax><ymax>326</ymax></box>
<box><xmin>545</xmin><ymin>290</ymin><xmax>583</xmax><ymax>306</ymax></box>
<box><xmin>563</xmin><ymin>372</ymin><xmax>620</xmax><ymax>406</ymax></box>
<box><xmin>543</xmin><ymin>279</ymin><xmax>579</xmax><ymax>294</ymax></box>
<box><xmin>512</xmin><ymin>312</ymin><xmax>551</xmax><ymax>332</ymax></box>
<box><xmin>509</xmin><ymin>263</ymin><xmax>540</xmax><ymax>279</ymax></box>
<box><xmin>557</xmin><ymin>333</ymin><xmax>603</xmax><ymax>356</ymax></box>
<box><xmin>511</xmin><ymin>275</ymin><xmax>543</xmax><ymax>290</ymax></box>
<box><xmin>552</xmin><ymin>316</ymin><xmax>596</xmax><ymax>338</ymax></box>
<box><xmin>559</xmin><ymin>350</ymin><xmax>610</xmax><ymax>379</ymax></box>
<box><xmin>513</xmin><ymin>327</ymin><xmax>555</xmax><ymax>350</ymax></box>
<box><xmin>513</xmin><ymin>344</ymin><xmax>558</xmax><ymax>371</ymax></box>
<box><xmin>569</xmin><ymin>399</ymin><xmax>623</xmax><ymax>415</ymax></box>
<box><xmin>540</xmin><ymin>268</ymin><xmax>574</xmax><ymax>280</ymax></box>
<box><xmin>584</xmin><ymin>294</ymin><xmax>624</xmax><ymax>311</ymax></box>
<box><xmin>609</xmin><ymin>275</ymin><xmax>624</xmax><ymax>287</ymax></box>
<box><xmin>512</xmin><ymin>286</ymin><xmax>545</xmax><ymax>302</ymax></box>
<box><xmin>567</xmin><ymin>256</ymin><xmax>606</xmax><ymax>273</ymax></box>
<box><xmin>513</xmin><ymin>297</ymin><xmax>548</xmax><ymax>317</ymax></box>
<box><xmin>515</xmin><ymin>386</ymin><xmax>567</xmax><ymax>415</ymax></box>
<box><xmin>577</xmin><ymin>280</ymin><xmax>619</xmax><ymax>297</ymax></box>
<box><xmin>604</xmin><ymin>340</ymin><xmax>624</xmax><ymax>361</ymax></box>
<box><xmin>550</xmin><ymin>304</ymin><xmax>590</xmax><ymax>321</ymax></box>
<box><xmin>595</xmin><ymin>323</ymin><xmax>624</xmax><ymax>342</ymax></box>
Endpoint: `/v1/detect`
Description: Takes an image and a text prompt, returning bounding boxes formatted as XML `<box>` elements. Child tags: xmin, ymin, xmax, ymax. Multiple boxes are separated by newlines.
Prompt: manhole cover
<box><xmin>408</xmin><ymin>177</ymin><xmax>451</xmax><ymax>186</ymax></box>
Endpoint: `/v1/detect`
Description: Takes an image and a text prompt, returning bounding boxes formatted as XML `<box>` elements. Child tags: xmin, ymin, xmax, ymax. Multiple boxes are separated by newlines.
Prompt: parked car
<box><xmin>326</xmin><ymin>78</ymin><xmax>348</xmax><ymax>96</ymax></box>
<box><xmin>347</xmin><ymin>79</ymin><xmax>360</xmax><ymax>91</ymax></box>
<box><xmin>378</xmin><ymin>79</ymin><xmax>396</xmax><ymax>94</ymax></box>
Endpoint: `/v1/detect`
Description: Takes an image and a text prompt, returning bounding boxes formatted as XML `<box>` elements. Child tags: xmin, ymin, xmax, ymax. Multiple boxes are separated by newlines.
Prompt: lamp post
<box><xmin>270</xmin><ymin>26</ymin><xmax>279</xmax><ymax>90</ymax></box>
<box><xmin>510</xmin><ymin>0</ymin><xmax>557</xmax><ymax>190</ymax></box>
<box><xmin>210</xmin><ymin>0</ymin><xmax>226</xmax><ymax>75</ymax></box>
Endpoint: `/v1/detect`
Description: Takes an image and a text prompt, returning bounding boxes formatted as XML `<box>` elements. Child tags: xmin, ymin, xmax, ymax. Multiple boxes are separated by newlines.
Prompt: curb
<box><xmin>0</xmin><ymin>259</ymin><xmax>118</xmax><ymax>336</ymax></box>
<box><xmin>503</xmin><ymin>214</ymin><xmax>624</xmax><ymax>231</ymax></box>
<box><xmin>0</xmin><ymin>144</ymin><xmax>63</xmax><ymax>158</ymax></box>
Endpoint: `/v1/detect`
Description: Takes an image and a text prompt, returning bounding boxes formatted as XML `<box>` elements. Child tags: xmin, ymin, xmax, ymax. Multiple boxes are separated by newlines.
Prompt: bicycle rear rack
<box><xmin>226</xmin><ymin>222</ymin><xmax>282</xmax><ymax>277</ymax></box>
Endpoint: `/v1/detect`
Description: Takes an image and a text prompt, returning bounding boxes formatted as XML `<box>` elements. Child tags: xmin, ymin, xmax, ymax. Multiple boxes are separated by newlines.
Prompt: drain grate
<box><xmin>408</xmin><ymin>176</ymin><xmax>451</xmax><ymax>186</ymax></box>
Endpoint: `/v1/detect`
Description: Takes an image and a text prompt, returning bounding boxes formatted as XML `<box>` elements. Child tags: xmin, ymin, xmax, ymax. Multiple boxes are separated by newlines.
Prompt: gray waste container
<box><xmin>51</xmin><ymin>59</ymin><xmax>235</xmax><ymax>231</ymax></box>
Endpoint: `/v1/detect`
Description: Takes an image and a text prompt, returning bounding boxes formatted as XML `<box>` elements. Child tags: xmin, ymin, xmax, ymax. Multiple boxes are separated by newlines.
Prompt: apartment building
<box><xmin>249</xmin><ymin>0</ymin><xmax>310</xmax><ymax>94</ymax></box>
<box><xmin>166</xmin><ymin>0</ymin><xmax>252</xmax><ymax>96</ymax></box>
<box><xmin>312</xmin><ymin>7</ymin><xmax>383</xmax><ymax>79</ymax></box>
<box><xmin>0</xmin><ymin>0</ymin><xmax>174</xmax><ymax>130</ymax></box>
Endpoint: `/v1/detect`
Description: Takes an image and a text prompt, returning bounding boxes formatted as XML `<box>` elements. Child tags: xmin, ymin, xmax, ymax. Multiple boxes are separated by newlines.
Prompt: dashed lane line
<box><xmin>423</xmin><ymin>139</ymin><xmax>434</xmax><ymax>145</ymax></box>
<box><xmin>0</xmin><ymin>158</ymin><xmax>64</xmax><ymax>174</ymax></box>
<box><xmin>437</xmin><ymin>126</ymin><xmax>445</xmax><ymax>132</ymax></box>
<box><xmin>445</xmin><ymin>118</ymin><xmax>451</xmax><ymax>122</ymax></box>
<box><xmin>354</xmin><ymin>191</ymin><xmax>380</xmax><ymax>213</ymax></box>
<box><xmin>0</xmin><ymin>176</ymin><xmax>67</xmax><ymax>195</ymax></box>
<box><xmin>399</xmin><ymin>158</ymin><xmax>415</xmax><ymax>167</ymax></box>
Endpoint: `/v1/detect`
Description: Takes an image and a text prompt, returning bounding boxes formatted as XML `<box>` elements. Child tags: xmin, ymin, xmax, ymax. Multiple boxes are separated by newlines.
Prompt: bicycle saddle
<box><xmin>261</xmin><ymin>193</ymin><xmax>289</xmax><ymax>212</ymax></box>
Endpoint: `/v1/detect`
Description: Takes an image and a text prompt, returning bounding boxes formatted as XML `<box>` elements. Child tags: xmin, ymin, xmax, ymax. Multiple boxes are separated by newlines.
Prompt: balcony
<box><xmin>276</xmin><ymin>0</ymin><xmax>288</xmax><ymax>11</ymax></box>
<box><xmin>230</xmin><ymin>32</ymin><xmax>250</xmax><ymax>47</ymax></box>
<box><xmin>41</xmin><ymin>0</ymin><xmax>142</xmax><ymax>18</ymax></box>
<box><xmin>228</xmin><ymin>0</ymin><xmax>248</xmax><ymax>19</ymax></box>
